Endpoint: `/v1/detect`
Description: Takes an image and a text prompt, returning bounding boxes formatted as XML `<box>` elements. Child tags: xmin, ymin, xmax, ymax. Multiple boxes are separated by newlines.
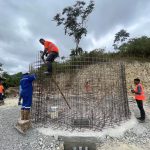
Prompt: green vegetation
<box><xmin>118</xmin><ymin>36</ymin><xmax>150</xmax><ymax>57</ymax></box>
<box><xmin>113</xmin><ymin>29</ymin><xmax>150</xmax><ymax>58</ymax></box>
<box><xmin>0</xmin><ymin>63</ymin><xmax>2</xmax><ymax>72</ymax></box>
<box><xmin>2</xmin><ymin>72</ymin><xmax>22</xmax><ymax>89</ymax></box>
<box><xmin>113</xmin><ymin>29</ymin><xmax>130</xmax><ymax>50</ymax></box>
<box><xmin>0</xmin><ymin>63</ymin><xmax>4</xmax><ymax>81</ymax></box>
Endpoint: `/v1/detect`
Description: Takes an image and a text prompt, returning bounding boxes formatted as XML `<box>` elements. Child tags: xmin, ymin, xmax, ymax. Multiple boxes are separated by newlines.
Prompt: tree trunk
<box><xmin>75</xmin><ymin>39</ymin><xmax>79</xmax><ymax>56</ymax></box>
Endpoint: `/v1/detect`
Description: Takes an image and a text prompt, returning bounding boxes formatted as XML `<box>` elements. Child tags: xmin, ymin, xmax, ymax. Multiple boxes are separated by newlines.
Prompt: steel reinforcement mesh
<box><xmin>30</xmin><ymin>53</ymin><xmax>130</xmax><ymax>130</ymax></box>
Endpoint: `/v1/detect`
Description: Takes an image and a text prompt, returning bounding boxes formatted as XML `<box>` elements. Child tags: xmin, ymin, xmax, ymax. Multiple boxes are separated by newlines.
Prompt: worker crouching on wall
<box><xmin>39</xmin><ymin>38</ymin><xmax>59</xmax><ymax>75</ymax></box>
<box><xmin>20</xmin><ymin>72</ymin><xmax>36</xmax><ymax>120</ymax></box>
<box><xmin>131</xmin><ymin>78</ymin><xmax>146</xmax><ymax>122</ymax></box>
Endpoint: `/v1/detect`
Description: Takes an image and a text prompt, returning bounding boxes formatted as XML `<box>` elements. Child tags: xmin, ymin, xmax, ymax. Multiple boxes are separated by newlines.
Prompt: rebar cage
<box><xmin>30</xmin><ymin>53</ymin><xmax>130</xmax><ymax>130</ymax></box>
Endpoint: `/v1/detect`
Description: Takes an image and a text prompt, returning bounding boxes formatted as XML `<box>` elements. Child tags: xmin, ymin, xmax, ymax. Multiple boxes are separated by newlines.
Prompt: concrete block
<box><xmin>15</xmin><ymin>119</ymin><xmax>31</xmax><ymax>134</ymax></box>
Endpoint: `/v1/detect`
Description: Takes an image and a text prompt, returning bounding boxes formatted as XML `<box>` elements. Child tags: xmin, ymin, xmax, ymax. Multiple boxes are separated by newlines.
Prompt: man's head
<box><xmin>134</xmin><ymin>78</ymin><xmax>140</xmax><ymax>85</ymax></box>
<box><xmin>39</xmin><ymin>38</ymin><xmax>45</xmax><ymax>45</ymax></box>
<box><xmin>22</xmin><ymin>71</ymin><xmax>30</xmax><ymax>76</ymax></box>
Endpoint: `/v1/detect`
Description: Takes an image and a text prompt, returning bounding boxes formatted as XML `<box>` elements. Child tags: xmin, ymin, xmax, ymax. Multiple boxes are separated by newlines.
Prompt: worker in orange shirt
<box><xmin>39</xmin><ymin>38</ymin><xmax>59</xmax><ymax>75</ymax></box>
<box><xmin>131</xmin><ymin>78</ymin><xmax>146</xmax><ymax>122</ymax></box>
<box><xmin>0</xmin><ymin>80</ymin><xmax>4</xmax><ymax>101</ymax></box>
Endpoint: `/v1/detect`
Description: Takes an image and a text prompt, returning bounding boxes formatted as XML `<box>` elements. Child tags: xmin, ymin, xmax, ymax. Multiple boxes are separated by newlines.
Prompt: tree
<box><xmin>53</xmin><ymin>0</ymin><xmax>95</xmax><ymax>56</ymax></box>
<box><xmin>117</xmin><ymin>36</ymin><xmax>150</xmax><ymax>57</ymax></box>
<box><xmin>0</xmin><ymin>63</ymin><xmax>3</xmax><ymax>79</ymax></box>
<box><xmin>0</xmin><ymin>63</ymin><xmax>2</xmax><ymax>70</ymax></box>
<box><xmin>70</xmin><ymin>47</ymin><xmax>83</xmax><ymax>57</ymax></box>
<box><xmin>2</xmin><ymin>72</ymin><xmax>22</xmax><ymax>88</ymax></box>
<box><xmin>113</xmin><ymin>29</ymin><xmax>130</xmax><ymax>50</ymax></box>
<box><xmin>0</xmin><ymin>63</ymin><xmax>3</xmax><ymax>72</ymax></box>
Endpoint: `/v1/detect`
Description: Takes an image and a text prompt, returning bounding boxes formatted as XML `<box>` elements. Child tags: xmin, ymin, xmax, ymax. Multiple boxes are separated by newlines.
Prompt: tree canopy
<box><xmin>118</xmin><ymin>36</ymin><xmax>150</xmax><ymax>57</ymax></box>
<box><xmin>0</xmin><ymin>63</ymin><xmax>3</xmax><ymax>80</ymax></box>
<box><xmin>113</xmin><ymin>29</ymin><xmax>130</xmax><ymax>50</ymax></box>
<box><xmin>2</xmin><ymin>72</ymin><xmax>22</xmax><ymax>88</ymax></box>
<box><xmin>112</xmin><ymin>29</ymin><xmax>150</xmax><ymax>58</ymax></box>
<box><xmin>53</xmin><ymin>0</ymin><xmax>95</xmax><ymax>56</ymax></box>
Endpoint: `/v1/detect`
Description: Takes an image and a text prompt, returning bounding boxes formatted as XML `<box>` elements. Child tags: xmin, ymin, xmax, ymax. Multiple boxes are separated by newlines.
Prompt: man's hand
<box><xmin>40</xmin><ymin>50</ymin><xmax>43</xmax><ymax>54</ymax></box>
<box><xmin>41</xmin><ymin>55</ymin><xmax>44</xmax><ymax>60</ymax></box>
<box><xmin>40</xmin><ymin>50</ymin><xmax>44</xmax><ymax>59</ymax></box>
<box><xmin>45</xmin><ymin>52</ymin><xmax>48</xmax><ymax>57</ymax></box>
<box><xmin>18</xmin><ymin>101</ymin><xmax>21</xmax><ymax>106</ymax></box>
<box><xmin>131</xmin><ymin>89</ymin><xmax>135</xmax><ymax>93</ymax></box>
<box><xmin>40</xmin><ymin>49</ymin><xmax>47</xmax><ymax>64</ymax></box>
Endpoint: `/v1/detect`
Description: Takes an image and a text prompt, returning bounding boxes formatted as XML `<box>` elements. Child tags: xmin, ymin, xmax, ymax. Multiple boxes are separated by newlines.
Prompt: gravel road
<box><xmin>1</xmin><ymin>98</ymin><xmax>150</xmax><ymax>150</ymax></box>
<box><xmin>0</xmin><ymin>98</ymin><xmax>62</xmax><ymax>150</ymax></box>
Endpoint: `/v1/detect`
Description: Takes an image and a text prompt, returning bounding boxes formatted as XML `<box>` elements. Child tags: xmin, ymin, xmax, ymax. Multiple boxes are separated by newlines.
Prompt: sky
<box><xmin>0</xmin><ymin>0</ymin><xmax>150</xmax><ymax>74</ymax></box>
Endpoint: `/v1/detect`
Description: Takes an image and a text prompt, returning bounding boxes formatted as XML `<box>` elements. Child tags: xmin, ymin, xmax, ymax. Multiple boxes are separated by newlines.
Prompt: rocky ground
<box><xmin>0</xmin><ymin>98</ymin><xmax>63</xmax><ymax>150</ymax></box>
<box><xmin>1</xmin><ymin>98</ymin><xmax>150</xmax><ymax>150</ymax></box>
<box><xmin>96</xmin><ymin>100</ymin><xmax>150</xmax><ymax>150</ymax></box>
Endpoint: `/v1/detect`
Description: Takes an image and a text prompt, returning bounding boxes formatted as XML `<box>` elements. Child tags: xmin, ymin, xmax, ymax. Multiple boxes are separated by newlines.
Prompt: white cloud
<box><xmin>16</xmin><ymin>17</ymin><xmax>33</xmax><ymax>41</ymax></box>
<box><xmin>85</xmin><ymin>15</ymin><xmax>150</xmax><ymax>52</ymax></box>
<box><xmin>127</xmin><ymin>17</ymin><xmax>150</xmax><ymax>37</ymax></box>
<box><xmin>85</xmin><ymin>25</ymin><xmax>124</xmax><ymax>51</ymax></box>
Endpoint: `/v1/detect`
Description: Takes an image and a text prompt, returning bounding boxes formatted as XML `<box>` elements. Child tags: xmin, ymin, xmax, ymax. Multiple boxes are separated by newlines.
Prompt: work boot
<box><xmin>136</xmin><ymin>117</ymin><xmax>142</xmax><ymax>120</ymax></box>
<box><xmin>24</xmin><ymin>110</ymin><xmax>30</xmax><ymax>120</ymax></box>
<box><xmin>21</xmin><ymin>110</ymin><xmax>24</xmax><ymax>120</ymax></box>
<box><xmin>137</xmin><ymin>117</ymin><xmax>145</xmax><ymax>122</ymax></box>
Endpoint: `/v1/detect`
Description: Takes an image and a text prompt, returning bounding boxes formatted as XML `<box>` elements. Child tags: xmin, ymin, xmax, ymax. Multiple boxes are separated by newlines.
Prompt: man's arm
<box><xmin>131</xmin><ymin>85</ymin><xmax>142</xmax><ymax>94</ymax></box>
<box><xmin>41</xmin><ymin>49</ymin><xmax>48</xmax><ymax>59</ymax></box>
<box><xmin>28</xmin><ymin>74</ymin><xmax>36</xmax><ymax>82</ymax></box>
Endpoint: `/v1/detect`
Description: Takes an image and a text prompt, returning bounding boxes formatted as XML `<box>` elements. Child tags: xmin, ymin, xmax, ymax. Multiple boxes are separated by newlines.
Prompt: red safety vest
<box><xmin>134</xmin><ymin>83</ymin><xmax>145</xmax><ymax>100</ymax></box>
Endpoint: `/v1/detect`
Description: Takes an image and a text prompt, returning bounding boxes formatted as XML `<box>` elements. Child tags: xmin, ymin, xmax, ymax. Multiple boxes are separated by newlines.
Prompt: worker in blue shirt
<box><xmin>20</xmin><ymin>72</ymin><xmax>36</xmax><ymax>120</ymax></box>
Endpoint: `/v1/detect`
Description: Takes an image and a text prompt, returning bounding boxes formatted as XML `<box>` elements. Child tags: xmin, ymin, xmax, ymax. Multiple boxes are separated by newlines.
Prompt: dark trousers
<box><xmin>0</xmin><ymin>93</ymin><xmax>3</xmax><ymax>101</ymax></box>
<box><xmin>19</xmin><ymin>94</ymin><xmax>22</xmax><ymax>101</ymax></box>
<box><xmin>136</xmin><ymin>100</ymin><xmax>145</xmax><ymax>119</ymax></box>
<box><xmin>46</xmin><ymin>52</ymin><xmax>58</xmax><ymax>73</ymax></box>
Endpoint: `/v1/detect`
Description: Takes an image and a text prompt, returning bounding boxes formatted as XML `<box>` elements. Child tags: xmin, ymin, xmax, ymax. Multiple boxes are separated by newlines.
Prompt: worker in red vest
<box><xmin>131</xmin><ymin>78</ymin><xmax>145</xmax><ymax>121</ymax></box>
<box><xmin>39</xmin><ymin>38</ymin><xmax>59</xmax><ymax>75</ymax></box>
<box><xmin>0</xmin><ymin>80</ymin><xmax>4</xmax><ymax>102</ymax></box>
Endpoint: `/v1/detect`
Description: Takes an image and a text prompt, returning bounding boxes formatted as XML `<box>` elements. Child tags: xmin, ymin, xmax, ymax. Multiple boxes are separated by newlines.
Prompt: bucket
<box><xmin>48</xmin><ymin>106</ymin><xmax>58</xmax><ymax>119</ymax></box>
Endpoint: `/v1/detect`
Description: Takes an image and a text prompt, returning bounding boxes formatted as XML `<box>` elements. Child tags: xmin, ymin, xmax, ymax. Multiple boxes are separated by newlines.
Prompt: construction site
<box><xmin>1</xmin><ymin>0</ymin><xmax>150</xmax><ymax>149</ymax></box>
<box><xmin>1</xmin><ymin>56</ymin><xmax>150</xmax><ymax>150</ymax></box>
<box><xmin>30</xmin><ymin>53</ymin><xmax>130</xmax><ymax>131</ymax></box>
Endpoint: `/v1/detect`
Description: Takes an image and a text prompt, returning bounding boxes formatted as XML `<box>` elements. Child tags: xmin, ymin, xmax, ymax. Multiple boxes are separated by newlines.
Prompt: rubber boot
<box><xmin>21</xmin><ymin>110</ymin><xmax>24</xmax><ymax>120</ymax></box>
<box><xmin>24</xmin><ymin>110</ymin><xmax>30</xmax><ymax>120</ymax></box>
